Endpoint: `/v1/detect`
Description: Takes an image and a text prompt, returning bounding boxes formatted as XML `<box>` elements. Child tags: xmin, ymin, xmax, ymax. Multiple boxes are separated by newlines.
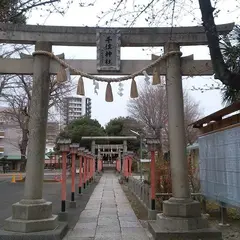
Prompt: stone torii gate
<box><xmin>0</xmin><ymin>22</ymin><xmax>234</xmax><ymax>239</ymax></box>
<box><xmin>81</xmin><ymin>136</ymin><xmax>137</xmax><ymax>169</ymax></box>
<box><xmin>81</xmin><ymin>136</ymin><xmax>137</xmax><ymax>153</ymax></box>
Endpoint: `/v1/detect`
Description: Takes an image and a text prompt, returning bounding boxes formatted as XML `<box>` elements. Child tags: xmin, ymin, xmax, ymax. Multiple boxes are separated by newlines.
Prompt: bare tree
<box><xmin>96</xmin><ymin>0</ymin><xmax>240</xmax><ymax>90</ymax></box>
<box><xmin>127</xmin><ymin>83</ymin><xmax>202</xmax><ymax>153</ymax></box>
<box><xmin>0</xmin><ymin>74</ymin><xmax>74</xmax><ymax>165</ymax></box>
<box><xmin>0</xmin><ymin>0</ymin><xmax>95</xmax><ymax>23</ymax></box>
<box><xmin>183</xmin><ymin>91</ymin><xmax>202</xmax><ymax>145</ymax></box>
<box><xmin>0</xmin><ymin>44</ymin><xmax>32</xmax><ymax>96</ymax></box>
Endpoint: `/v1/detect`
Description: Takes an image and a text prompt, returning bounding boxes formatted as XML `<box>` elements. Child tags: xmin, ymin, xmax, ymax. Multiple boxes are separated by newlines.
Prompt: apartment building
<box><xmin>0</xmin><ymin>117</ymin><xmax>24</xmax><ymax>171</ymax></box>
<box><xmin>62</xmin><ymin>96</ymin><xmax>92</xmax><ymax>125</ymax></box>
<box><xmin>45</xmin><ymin>121</ymin><xmax>60</xmax><ymax>153</ymax></box>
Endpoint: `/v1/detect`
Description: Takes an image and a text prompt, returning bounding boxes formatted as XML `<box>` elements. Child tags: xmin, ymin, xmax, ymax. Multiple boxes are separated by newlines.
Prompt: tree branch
<box><xmin>198</xmin><ymin>0</ymin><xmax>240</xmax><ymax>90</ymax></box>
<box><xmin>7</xmin><ymin>0</ymin><xmax>60</xmax><ymax>22</ymax></box>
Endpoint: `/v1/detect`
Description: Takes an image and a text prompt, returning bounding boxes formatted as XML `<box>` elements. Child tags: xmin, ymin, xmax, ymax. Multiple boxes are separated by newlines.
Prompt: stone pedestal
<box><xmin>156</xmin><ymin>213</ymin><xmax>208</xmax><ymax>231</ymax></box>
<box><xmin>148</xmin><ymin>209</ymin><xmax>157</xmax><ymax>220</ymax></box>
<box><xmin>4</xmin><ymin>199</ymin><xmax>58</xmax><ymax>233</ymax></box>
<box><xmin>58</xmin><ymin>212</ymin><xmax>68</xmax><ymax>222</ymax></box>
<box><xmin>148</xmin><ymin>202</ymin><xmax>221</xmax><ymax>239</ymax></box>
<box><xmin>163</xmin><ymin>199</ymin><xmax>201</xmax><ymax>217</ymax></box>
<box><xmin>0</xmin><ymin>222</ymin><xmax>67</xmax><ymax>240</ymax></box>
<box><xmin>68</xmin><ymin>201</ymin><xmax>77</xmax><ymax>208</ymax></box>
<box><xmin>148</xmin><ymin>220</ymin><xmax>221</xmax><ymax>240</ymax></box>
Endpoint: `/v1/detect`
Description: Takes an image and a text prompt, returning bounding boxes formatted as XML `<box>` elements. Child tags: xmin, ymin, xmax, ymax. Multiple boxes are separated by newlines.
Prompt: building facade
<box><xmin>63</xmin><ymin>96</ymin><xmax>92</xmax><ymax>124</ymax></box>
<box><xmin>0</xmin><ymin>119</ymin><xmax>25</xmax><ymax>172</ymax></box>
<box><xmin>45</xmin><ymin>121</ymin><xmax>59</xmax><ymax>153</ymax></box>
<box><xmin>0</xmin><ymin>107</ymin><xmax>59</xmax><ymax>171</ymax></box>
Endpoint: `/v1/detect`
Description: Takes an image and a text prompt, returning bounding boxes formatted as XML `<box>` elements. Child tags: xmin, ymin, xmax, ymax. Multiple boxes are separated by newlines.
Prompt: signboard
<box><xmin>198</xmin><ymin>126</ymin><xmax>240</xmax><ymax>207</ymax></box>
<box><xmin>96</xmin><ymin>29</ymin><xmax>121</xmax><ymax>71</ymax></box>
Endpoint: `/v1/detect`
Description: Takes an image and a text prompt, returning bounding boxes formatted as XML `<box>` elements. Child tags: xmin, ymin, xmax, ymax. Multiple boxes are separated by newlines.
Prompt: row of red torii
<box><xmin>57</xmin><ymin>139</ymin><xmax>136</xmax><ymax>217</ymax></box>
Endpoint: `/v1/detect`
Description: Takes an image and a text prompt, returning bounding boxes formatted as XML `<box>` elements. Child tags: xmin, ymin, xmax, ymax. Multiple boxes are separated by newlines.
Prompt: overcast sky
<box><xmin>27</xmin><ymin>0</ymin><xmax>239</xmax><ymax>126</ymax></box>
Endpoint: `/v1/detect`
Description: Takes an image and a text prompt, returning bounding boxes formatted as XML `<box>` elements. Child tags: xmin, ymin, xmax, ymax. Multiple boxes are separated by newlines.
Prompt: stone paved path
<box><xmin>64</xmin><ymin>172</ymin><xmax>151</xmax><ymax>240</ymax></box>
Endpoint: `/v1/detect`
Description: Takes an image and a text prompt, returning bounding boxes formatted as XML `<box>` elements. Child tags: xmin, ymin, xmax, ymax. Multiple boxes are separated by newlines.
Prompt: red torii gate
<box><xmin>122</xmin><ymin>152</ymin><xmax>134</xmax><ymax>179</ymax></box>
<box><xmin>57</xmin><ymin>140</ymin><xmax>99</xmax><ymax>221</ymax></box>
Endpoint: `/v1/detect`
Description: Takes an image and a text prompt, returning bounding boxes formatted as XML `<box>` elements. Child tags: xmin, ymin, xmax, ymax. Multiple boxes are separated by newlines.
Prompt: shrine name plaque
<box><xmin>96</xmin><ymin>29</ymin><xmax>121</xmax><ymax>71</ymax></box>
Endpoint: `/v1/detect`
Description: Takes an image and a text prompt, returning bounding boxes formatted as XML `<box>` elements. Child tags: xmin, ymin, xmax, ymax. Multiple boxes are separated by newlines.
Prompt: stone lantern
<box><xmin>57</xmin><ymin>138</ymin><xmax>71</xmax><ymax>152</ymax></box>
<box><xmin>70</xmin><ymin>143</ymin><xmax>79</xmax><ymax>154</ymax></box>
<box><xmin>145</xmin><ymin>138</ymin><xmax>161</xmax><ymax>152</ymax></box>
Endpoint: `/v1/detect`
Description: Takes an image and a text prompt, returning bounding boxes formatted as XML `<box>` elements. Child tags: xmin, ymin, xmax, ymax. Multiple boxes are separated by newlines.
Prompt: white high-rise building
<box><xmin>63</xmin><ymin>96</ymin><xmax>92</xmax><ymax>124</ymax></box>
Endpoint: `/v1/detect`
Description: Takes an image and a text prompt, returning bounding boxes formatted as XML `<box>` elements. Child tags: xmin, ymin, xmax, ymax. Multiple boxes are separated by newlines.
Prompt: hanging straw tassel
<box><xmin>105</xmin><ymin>82</ymin><xmax>113</xmax><ymax>102</ymax></box>
<box><xmin>130</xmin><ymin>77</ymin><xmax>138</xmax><ymax>98</ymax></box>
<box><xmin>77</xmin><ymin>76</ymin><xmax>85</xmax><ymax>96</ymax></box>
<box><xmin>152</xmin><ymin>66</ymin><xmax>161</xmax><ymax>85</ymax></box>
<box><xmin>56</xmin><ymin>67</ymin><xmax>68</xmax><ymax>84</ymax></box>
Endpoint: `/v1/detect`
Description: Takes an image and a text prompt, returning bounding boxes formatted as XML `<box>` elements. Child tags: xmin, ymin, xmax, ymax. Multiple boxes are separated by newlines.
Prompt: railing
<box><xmin>127</xmin><ymin>176</ymin><xmax>236</xmax><ymax>225</ymax></box>
<box><xmin>128</xmin><ymin>177</ymin><xmax>150</xmax><ymax>209</ymax></box>
<box><xmin>127</xmin><ymin>177</ymin><xmax>206</xmax><ymax>212</ymax></box>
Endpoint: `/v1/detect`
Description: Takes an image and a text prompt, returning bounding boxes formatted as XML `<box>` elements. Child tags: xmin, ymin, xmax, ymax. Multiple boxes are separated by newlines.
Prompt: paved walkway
<box><xmin>64</xmin><ymin>173</ymin><xmax>151</xmax><ymax>240</ymax></box>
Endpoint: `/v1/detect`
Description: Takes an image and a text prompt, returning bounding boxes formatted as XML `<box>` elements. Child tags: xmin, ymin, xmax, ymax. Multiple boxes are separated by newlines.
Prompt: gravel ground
<box><xmin>121</xmin><ymin>182</ymin><xmax>240</xmax><ymax>240</ymax></box>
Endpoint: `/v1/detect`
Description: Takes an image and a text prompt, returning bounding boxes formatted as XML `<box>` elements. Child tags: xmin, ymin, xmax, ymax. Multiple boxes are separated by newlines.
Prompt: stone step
<box><xmin>148</xmin><ymin>220</ymin><xmax>222</xmax><ymax>240</ymax></box>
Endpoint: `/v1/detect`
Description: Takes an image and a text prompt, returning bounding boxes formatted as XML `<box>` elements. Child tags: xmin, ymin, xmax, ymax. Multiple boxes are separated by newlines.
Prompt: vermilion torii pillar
<box><xmin>91</xmin><ymin>154</ymin><xmax>95</xmax><ymax>181</ymax></box>
<box><xmin>77</xmin><ymin>148</ymin><xmax>84</xmax><ymax>195</ymax></box>
<box><xmin>98</xmin><ymin>155</ymin><xmax>103</xmax><ymax>172</ymax></box>
<box><xmin>57</xmin><ymin>138</ymin><xmax>71</xmax><ymax>222</ymax></box>
<box><xmin>122</xmin><ymin>154</ymin><xmax>127</xmax><ymax>178</ymax></box>
<box><xmin>129</xmin><ymin>156</ymin><xmax>132</xmax><ymax>177</ymax></box>
<box><xmin>89</xmin><ymin>154</ymin><xmax>93</xmax><ymax>183</ymax></box>
<box><xmin>85</xmin><ymin>150</ymin><xmax>91</xmax><ymax>186</ymax></box>
<box><xmin>69</xmin><ymin>143</ymin><xmax>79</xmax><ymax>208</ymax></box>
<box><xmin>83</xmin><ymin>152</ymin><xmax>87</xmax><ymax>189</ymax></box>
<box><xmin>86</xmin><ymin>152</ymin><xmax>90</xmax><ymax>185</ymax></box>
<box><xmin>127</xmin><ymin>151</ymin><xmax>134</xmax><ymax>177</ymax></box>
<box><xmin>145</xmin><ymin>138</ymin><xmax>160</xmax><ymax>220</ymax></box>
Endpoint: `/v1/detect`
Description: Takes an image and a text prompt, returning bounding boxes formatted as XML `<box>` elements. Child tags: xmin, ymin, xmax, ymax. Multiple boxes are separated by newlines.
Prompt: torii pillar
<box><xmin>4</xmin><ymin>42</ymin><xmax>59</xmax><ymax>233</ymax></box>
<box><xmin>148</xmin><ymin>42</ymin><xmax>221</xmax><ymax>239</ymax></box>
